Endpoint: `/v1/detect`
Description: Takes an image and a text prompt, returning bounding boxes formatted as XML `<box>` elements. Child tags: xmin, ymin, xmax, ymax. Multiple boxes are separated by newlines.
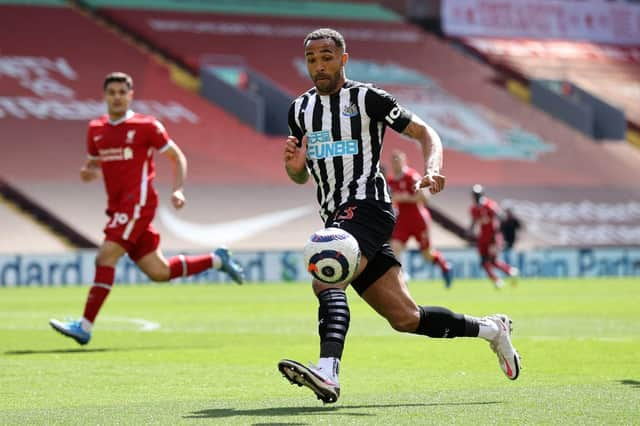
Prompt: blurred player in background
<box><xmin>387</xmin><ymin>149</ymin><xmax>452</xmax><ymax>288</ymax></box>
<box><xmin>500</xmin><ymin>207</ymin><xmax>522</xmax><ymax>265</ymax></box>
<box><xmin>278</xmin><ymin>28</ymin><xmax>521</xmax><ymax>404</ymax></box>
<box><xmin>49</xmin><ymin>72</ymin><xmax>244</xmax><ymax>345</ymax></box>
<box><xmin>469</xmin><ymin>184</ymin><xmax>518</xmax><ymax>288</ymax></box>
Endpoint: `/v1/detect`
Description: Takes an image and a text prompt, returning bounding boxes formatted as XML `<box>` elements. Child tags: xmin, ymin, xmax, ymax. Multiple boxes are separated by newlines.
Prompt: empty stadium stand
<box><xmin>461</xmin><ymin>38</ymin><xmax>640</xmax><ymax>131</ymax></box>
<box><xmin>2</xmin><ymin>1</ymin><xmax>639</xmax><ymax>251</ymax></box>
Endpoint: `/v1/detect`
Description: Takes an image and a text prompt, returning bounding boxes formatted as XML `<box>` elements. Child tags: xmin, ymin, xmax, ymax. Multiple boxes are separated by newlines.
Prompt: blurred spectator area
<box><xmin>1</xmin><ymin>0</ymin><xmax>639</xmax><ymax>251</ymax></box>
<box><xmin>462</xmin><ymin>38</ymin><xmax>640</xmax><ymax>130</ymax></box>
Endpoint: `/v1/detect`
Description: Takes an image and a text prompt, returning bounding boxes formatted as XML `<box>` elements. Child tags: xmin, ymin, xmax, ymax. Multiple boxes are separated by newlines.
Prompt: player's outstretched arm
<box><xmin>284</xmin><ymin>134</ymin><xmax>309</xmax><ymax>184</ymax></box>
<box><xmin>80</xmin><ymin>159</ymin><xmax>100</xmax><ymax>182</ymax></box>
<box><xmin>162</xmin><ymin>141</ymin><xmax>187</xmax><ymax>209</ymax></box>
<box><xmin>402</xmin><ymin>115</ymin><xmax>445</xmax><ymax>194</ymax></box>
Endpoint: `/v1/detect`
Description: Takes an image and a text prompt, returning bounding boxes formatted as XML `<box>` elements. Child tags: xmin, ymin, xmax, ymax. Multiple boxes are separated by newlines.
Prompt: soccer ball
<box><xmin>303</xmin><ymin>227</ymin><xmax>361</xmax><ymax>284</ymax></box>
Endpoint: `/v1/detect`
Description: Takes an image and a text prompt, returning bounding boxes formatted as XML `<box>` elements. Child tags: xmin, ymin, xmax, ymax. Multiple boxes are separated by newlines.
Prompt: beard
<box><xmin>313</xmin><ymin>72</ymin><xmax>340</xmax><ymax>95</ymax></box>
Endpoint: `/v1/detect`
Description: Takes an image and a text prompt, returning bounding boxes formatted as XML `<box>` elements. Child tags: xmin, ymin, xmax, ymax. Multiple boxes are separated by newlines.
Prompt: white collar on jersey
<box><xmin>108</xmin><ymin>109</ymin><xmax>135</xmax><ymax>126</ymax></box>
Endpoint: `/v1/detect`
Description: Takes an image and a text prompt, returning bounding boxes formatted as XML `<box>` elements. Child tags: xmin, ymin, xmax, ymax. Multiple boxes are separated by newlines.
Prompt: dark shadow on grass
<box><xmin>4</xmin><ymin>346</ymin><xmax>168</xmax><ymax>356</ymax></box>
<box><xmin>185</xmin><ymin>401</ymin><xmax>502</xmax><ymax>419</ymax></box>
<box><xmin>252</xmin><ymin>423</ymin><xmax>307</xmax><ymax>426</ymax></box>
<box><xmin>618</xmin><ymin>379</ymin><xmax>640</xmax><ymax>388</ymax></box>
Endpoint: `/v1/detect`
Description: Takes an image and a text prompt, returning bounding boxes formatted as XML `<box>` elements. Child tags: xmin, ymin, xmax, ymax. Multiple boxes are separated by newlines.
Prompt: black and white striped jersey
<box><xmin>288</xmin><ymin>79</ymin><xmax>412</xmax><ymax>221</ymax></box>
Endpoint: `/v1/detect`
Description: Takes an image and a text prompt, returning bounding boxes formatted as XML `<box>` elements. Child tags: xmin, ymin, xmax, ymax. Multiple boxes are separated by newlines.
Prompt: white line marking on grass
<box><xmin>527</xmin><ymin>336</ymin><xmax>636</xmax><ymax>342</ymax></box>
<box><xmin>106</xmin><ymin>317</ymin><xmax>160</xmax><ymax>332</ymax></box>
<box><xmin>128</xmin><ymin>318</ymin><xmax>161</xmax><ymax>331</ymax></box>
<box><xmin>0</xmin><ymin>316</ymin><xmax>161</xmax><ymax>331</ymax></box>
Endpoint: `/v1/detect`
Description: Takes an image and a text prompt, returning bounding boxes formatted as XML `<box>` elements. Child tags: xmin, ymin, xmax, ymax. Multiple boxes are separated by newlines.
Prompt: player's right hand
<box><xmin>283</xmin><ymin>134</ymin><xmax>308</xmax><ymax>173</ymax></box>
<box><xmin>415</xmin><ymin>172</ymin><xmax>446</xmax><ymax>194</ymax></box>
<box><xmin>80</xmin><ymin>166</ymin><xmax>98</xmax><ymax>182</ymax></box>
<box><xmin>171</xmin><ymin>189</ymin><xmax>186</xmax><ymax>210</ymax></box>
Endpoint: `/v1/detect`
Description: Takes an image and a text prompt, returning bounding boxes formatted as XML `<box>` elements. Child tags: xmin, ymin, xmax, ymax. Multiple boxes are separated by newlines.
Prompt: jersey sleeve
<box><xmin>86</xmin><ymin>124</ymin><xmax>99</xmax><ymax>160</ymax></box>
<box><xmin>487</xmin><ymin>199</ymin><xmax>500</xmax><ymax>217</ymax></box>
<box><xmin>149</xmin><ymin>119</ymin><xmax>172</xmax><ymax>152</ymax></box>
<box><xmin>364</xmin><ymin>86</ymin><xmax>412</xmax><ymax>133</ymax></box>
<box><xmin>288</xmin><ymin>102</ymin><xmax>304</xmax><ymax>143</ymax></box>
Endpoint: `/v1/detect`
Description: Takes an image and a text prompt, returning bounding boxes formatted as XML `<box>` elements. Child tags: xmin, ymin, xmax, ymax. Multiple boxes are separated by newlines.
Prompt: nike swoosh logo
<box><xmin>502</xmin><ymin>355</ymin><xmax>514</xmax><ymax>378</ymax></box>
<box><xmin>158</xmin><ymin>205</ymin><xmax>315</xmax><ymax>246</ymax></box>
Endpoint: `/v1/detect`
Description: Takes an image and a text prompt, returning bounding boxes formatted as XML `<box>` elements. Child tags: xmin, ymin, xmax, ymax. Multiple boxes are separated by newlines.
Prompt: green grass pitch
<box><xmin>1</xmin><ymin>278</ymin><xmax>639</xmax><ymax>425</ymax></box>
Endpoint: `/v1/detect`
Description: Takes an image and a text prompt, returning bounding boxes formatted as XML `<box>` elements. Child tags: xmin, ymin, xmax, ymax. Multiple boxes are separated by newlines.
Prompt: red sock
<box><xmin>83</xmin><ymin>265</ymin><xmax>115</xmax><ymax>323</ymax></box>
<box><xmin>482</xmin><ymin>261</ymin><xmax>498</xmax><ymax>282</ymax></box>
<box><xmin>168</xmin><ymin>254</ymin><xmax>213</xmax><ymax>279</ymax></box>
<box><xmin>430</xmin><ymin>250</ymin><xmax>449</xmax><ymax>273</ymax></box>
<box><xmin>494</xmin><ymin>260</ymin><xmax>513</xmax><ymax>275</ymax></box>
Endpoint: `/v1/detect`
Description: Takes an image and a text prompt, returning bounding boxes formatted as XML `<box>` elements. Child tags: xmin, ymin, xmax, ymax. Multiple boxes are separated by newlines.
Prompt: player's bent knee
<box><xmin>387</xmin><ymin>310</ymin><xmax>420</xmax><ymax>333</ymax></box>
<box><xmin>95</xmin><ymin>252</ymin><xmax>121</xmax><ymax>267</ymax></box>
<box><xmin>145</xmin><ymin>269</ymin><xmax>170</xmax><ymax>282</ymax></box>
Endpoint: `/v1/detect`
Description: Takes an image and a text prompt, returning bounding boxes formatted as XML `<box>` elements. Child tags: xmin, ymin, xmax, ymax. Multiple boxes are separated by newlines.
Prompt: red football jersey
<box><xmin>470</xmin><ymin>197</ymin><xmax>501</xmax><ymax>239</ymax></box>
<box><xmin>387</xmin><ymin>166</ymin><xmax>429</xmax><ymax>221</ymax></box>
<box><xmin>86</xmin><ymin>111</ymin><xmax>171</xmax><ymax>211</ymax></box>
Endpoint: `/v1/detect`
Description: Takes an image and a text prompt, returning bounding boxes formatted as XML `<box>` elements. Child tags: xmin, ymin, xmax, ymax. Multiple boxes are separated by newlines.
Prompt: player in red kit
<box><xmin>469</xmin><ymin>184</ymin><xmax>518</xmax><ymax>289</ymax></box>
<box><xmin>387</xmin><ymin>150</ymin><xmax>452</xmax><ymax>287</ymax></box>
<box><xmin>49</xmin><ymin>72</ymin><xmax>244</xmax><ymax>345</ymax></box>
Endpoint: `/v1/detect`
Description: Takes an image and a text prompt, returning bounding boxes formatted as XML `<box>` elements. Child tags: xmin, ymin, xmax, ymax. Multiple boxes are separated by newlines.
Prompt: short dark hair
<box><xmin>304</xmin><ymin>28</ymin><xmax>346</xmax><ymax>51</ymax></box>
<box><xmin>103</xmin><ymin>72</ymin><xmax>133</xmax><ymax>91</ymax></box>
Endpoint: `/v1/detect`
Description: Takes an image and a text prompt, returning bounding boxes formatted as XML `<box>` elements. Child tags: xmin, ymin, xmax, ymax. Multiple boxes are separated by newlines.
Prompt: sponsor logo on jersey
<box><xmin>307</xmin><ymin>130</ymin><xmax>358</xmax><ymax>160</ymax></box>
<box><xmin>342</xmin><ymin>102</ymin><xmax>359</xmax><ymax>117</ymax></box>
<box><xmin>93</xmin><ymin>134</ymin><xmax>103</xmax><ymax>142</ymax></box>
<box><xmin>98</xmin><ymin>147</ymin><xmax>134</xmax><ymax>162</ymax></box>
<box><xmin>123</xmin><ymin>147</ymin><xmax>133</xmax><ymax>160</ymax></box>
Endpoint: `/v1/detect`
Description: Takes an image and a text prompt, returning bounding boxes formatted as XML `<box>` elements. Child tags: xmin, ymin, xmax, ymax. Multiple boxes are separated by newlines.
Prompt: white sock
<box><xmin>80</xmin><ymin>318</ymin><xmax>93</xmax><ymax>333</ymax></box>
<box><xmin>317</xmin><ymin>357</ymin><xmax>340</xmax><ymax>384</ymax></box>
<box><xmin>211</xmin><ymin>253</ymin><xmax>222</xmax><ymax>269</ymax></box>
<box><xmin>474</xmin><ymin>316</ymin><xmax>500</xmax><ymax>341</ymax></box>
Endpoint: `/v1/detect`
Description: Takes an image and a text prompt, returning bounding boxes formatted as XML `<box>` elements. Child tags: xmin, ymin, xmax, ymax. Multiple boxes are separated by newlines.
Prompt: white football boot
<box><xmin>487</xmin><ymin>314</ymin><xmax>521</xmax><ymax>380</ymax></box>
<box><xmin>278</xmin><ymin>359</ymin><xmax>340</xmax><ymax>403</ymax></box>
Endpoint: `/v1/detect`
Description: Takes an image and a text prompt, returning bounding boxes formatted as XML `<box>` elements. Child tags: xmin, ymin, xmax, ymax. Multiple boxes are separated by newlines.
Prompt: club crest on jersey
<box><xmin>307</xmin><ymin>130</ymin><xmax>358</xmax><ymax>160</ymax></box>
<box><xmin>342</xmin><ymin>103</ymin><xmax>359</xmax><ymax>117</ymax></box>
<box><xmin>126</xmin><ymin>130</ymin><xmax>136</xmax><ymax>144</ymax></box>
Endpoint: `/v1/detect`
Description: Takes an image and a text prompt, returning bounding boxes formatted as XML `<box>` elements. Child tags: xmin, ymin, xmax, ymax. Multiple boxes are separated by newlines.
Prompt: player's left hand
<box><xmin>171</xmin><ymin>189</ymin><xmax>186</xmax><ymax>209</ymax></box>
<box><xmin>415</xmin><ymin>172</ymin><xmax>446</xmax><ymax>194</ymax></box>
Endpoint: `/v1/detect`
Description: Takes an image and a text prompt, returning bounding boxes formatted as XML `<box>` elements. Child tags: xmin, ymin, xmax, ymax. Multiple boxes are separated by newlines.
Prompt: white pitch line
<box><xmin>526</xmin><ymin>336</ymin><xmax>636</xmax><ymax>342</ymax></box>
<box><xmin>126</xmin><ymin>318</ymin><xmax>161</xmax><ymax>332</ymax></box>
<box><xmin>0</xmin><ymin>316</ymin><xmax>161</xmax><ymax>331</ymax></box>
<box><xmin>104</xmin><ymin>316</ymin><xmax>160</xmax><ymax>332</ymax></box>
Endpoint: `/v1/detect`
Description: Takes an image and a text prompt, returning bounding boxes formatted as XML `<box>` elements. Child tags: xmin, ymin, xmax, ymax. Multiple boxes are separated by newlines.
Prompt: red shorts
<box><xmin>477</xmin><ymin>233</ymin><xmax>502</xmax><ymax>259</ymax></box>
<box><xmin>392</xmin><ymin>214</ymin><xmax>431</xmax><ymax>251</ymax></box>
<box><xmin>103</xmin><ymin>205</ymin><xmax>160</xmax><ymax>262</ymax></box>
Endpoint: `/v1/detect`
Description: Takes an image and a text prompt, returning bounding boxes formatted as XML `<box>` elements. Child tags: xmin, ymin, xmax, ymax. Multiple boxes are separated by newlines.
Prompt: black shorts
<box><xmin>325</xmin><ymin>199</ymin><xmax>401</xmax><ymax>295</ymax></box>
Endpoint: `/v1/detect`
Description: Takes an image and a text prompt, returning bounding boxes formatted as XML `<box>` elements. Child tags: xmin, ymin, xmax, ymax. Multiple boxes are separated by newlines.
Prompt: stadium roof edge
<box><xmin>82</xmin><ymin>0</ymin><xmax>402</xmax><ymax>22</ymax></box>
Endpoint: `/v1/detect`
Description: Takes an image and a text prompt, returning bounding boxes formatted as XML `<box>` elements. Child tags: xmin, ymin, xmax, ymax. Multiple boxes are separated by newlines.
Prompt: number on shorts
<box><xmin>107</xmin><ymin>212</ymin><xmax>129</xmax><ymax>228</ymax></box>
